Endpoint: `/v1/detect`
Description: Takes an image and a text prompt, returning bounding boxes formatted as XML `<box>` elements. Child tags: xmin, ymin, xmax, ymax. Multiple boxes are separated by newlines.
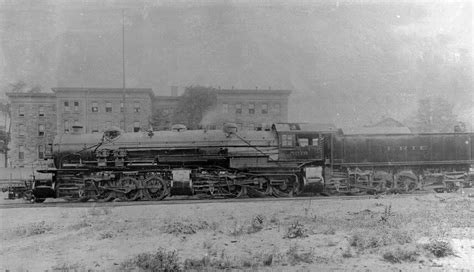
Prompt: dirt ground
<box><xmin>0</xmin><ymin>192</ymin><xmax>473</xmax><ymax>272</ymax></box>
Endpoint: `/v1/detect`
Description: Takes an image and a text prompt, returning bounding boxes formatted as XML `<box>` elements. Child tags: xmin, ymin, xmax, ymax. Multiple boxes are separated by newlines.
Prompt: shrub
<box><xmin>423</xmin><ymin>240</ymin><xmax>454</xmax><ymax>258</ymax></box>
<box><xmin>285</xmin><ymin>221</ymin><xmax>307</xmax><ymax>239</ymax></box>
<box><xmin>121</xmin><ymin>248</ymin><xmax>182</xmax><ymax>272</ymax></box>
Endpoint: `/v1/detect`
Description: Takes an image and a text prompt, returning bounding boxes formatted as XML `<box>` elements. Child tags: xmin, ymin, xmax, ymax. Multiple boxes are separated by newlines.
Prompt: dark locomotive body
<box><xmin>34</xmin><ymin>123</ymin><xmax>335</xmax><ymax>202</ymax></box>
<box><xmin>30</xmin><ymin>123</ymin><xmax>473</xmax><ymax>202</ymax></box>
<box><xmin>326</xmin><ymin>132</ymin><xmax>473</xmax><ymax>193</ymax></box>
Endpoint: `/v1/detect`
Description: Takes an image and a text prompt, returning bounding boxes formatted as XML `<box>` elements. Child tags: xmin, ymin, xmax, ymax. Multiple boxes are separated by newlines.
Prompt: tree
<box><xmin>172</xmin><ymin>86</ymin><xmax>218</xmax><ymax>129</ymax></box>
<box><xmin>9</xmin><ymin>80</ymin><xmax>27</xmax><ymax>93</ymax></box>
<box><xmin>150</xmin><ymin>108</ymin><xmax>172</xmax><ymax>131</ymax></box>
<box><xmin>413</xmin><ymin>97</ymin><xmax>458</xmax><ymax>133</ymax></box>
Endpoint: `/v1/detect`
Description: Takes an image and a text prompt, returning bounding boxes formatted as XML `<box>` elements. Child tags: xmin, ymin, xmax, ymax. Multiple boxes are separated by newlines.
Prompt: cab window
<box><xmin>312</xmin><ymin>138</ymin><xmax>319</xmax><ymax>146</ymax></box>
<box><xmin>297</xmin><ymin>138</ymin><xmax>309</xmax><ymax>147</ymax></box>
<box><xmin>281</xmin><ymin>134</ymin><xmax>294</xmax><ymax>147</ymax></box>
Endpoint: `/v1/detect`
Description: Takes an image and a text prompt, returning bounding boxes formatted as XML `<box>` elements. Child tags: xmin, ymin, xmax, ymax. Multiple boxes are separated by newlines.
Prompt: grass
<box><xmin>15</xmin><ymin>221</ymin><xmax>53</xmax><ymax>236</ymax></box>
<box><xmin>162</xmin><ymin>220</ymin><xmax>218</xmax><ymax>236</ymax></box>
<box><xmin>382</xmin><ymin>246</ymin><xmax>420</xmax><ymax>263</ymax></box>
<box><xmin>120</xmin><ymin>248</ymin><xmax>182</xmax><ymax>272</ymax></box>
<box><xmin>286</xmin><ymin>244</ymin><xmax>313</xmax><ymax>265</ymax></box>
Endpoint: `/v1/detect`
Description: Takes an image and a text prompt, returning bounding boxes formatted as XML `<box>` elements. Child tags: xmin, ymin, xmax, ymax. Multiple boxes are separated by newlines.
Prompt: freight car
<box><xmin>33</xmin><ymin>123</ymin><xmax>337</xmax><ymax>202</ymax></box>
<box><xmin>325</xmin><ymin>132</ymin><xmax>474</xmax><ymax>193</ymax></box>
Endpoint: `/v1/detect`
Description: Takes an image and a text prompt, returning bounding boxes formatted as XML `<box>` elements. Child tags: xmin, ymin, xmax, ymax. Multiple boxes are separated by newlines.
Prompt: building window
<box><xmin>248</xmin><ymin>103</ymin><xmax>255</xmax><ymax>114</ymax></box>
<box><xmin>74</xmin><ymin>101</ymin><xmax>79</xmax><ymax>112</ymax></box>
<box><xmin>38</xmin><ymin>124</ymin><xmax>45</xmax><ymax>136</ymax></box>
<box><xmin>38</xmin><ymin>105</ymin><xmax>44</xmax><ymax>117</ymax></box>
<box><xmin>64</xmin><ymin>120</ymin><xmax>69</xmax><ymax>133</ymax></box>
<box><xmin>120</xmin><ymin>102</ymin><xmax>125</xmax><ymax>113</ymax></box>
<box><xmin>18</xmin><ymin>145</ymin><xmax>24</xmax><ymax>160</ymax></box>
<box><xmin>235</xmin><ymin>103</ymin><xmax>242</xmax><ymax>114</ymax></box>
<box><xmin>38</xmin><ymin>145</ymin><xmax>44</xmax><ymax>159</ymax></box>
<box><xmin>281</xmin><ymin>134</ymin><xmax>294</xmax><ymax>147</ymax></box>
<box><xmin>105</xmin><ymin>102</ymin><xmax>112</xmax><ymax>113</ymax></box>
<box><xmin>261</xmin><ymin>104</ymin><xmax>268</xmax><ymax>114</ymax></box>
<box><xmin>18</xmin><ymin>124</ymin><xmax>25</xmax><ymax>136</ymax></box>
<box><xmin>106</xmin><ymin>121</ymin><xmax>112</xmax><ymax>128</ymax></box>
<box><xmin>134</xmin><ymin>102</ymin><xmax>140</xmax><ymax>113</ymax></box>
<box><xmin>18</xmin><ymin>105</ymin><xmax>25</xmax><ymax>117</ymax></box>
<box><xmin>64</xmin><ymin>101</ymin><xmax>69</xmax><ymax>112</ymax></box>
<box><xmin>91</xmin><ymin>127</ymin><xmax>99</xmax><ymax>133</ymax></box>
<box><xmin>133</xmin><ymin>121</ymin><xmax>140</xmax><ymax>132</ymax></box>
<box><xmin>91</xmin><ymin>102</ymin><xmax>98</xmax><ymax>112</ymax></box>
<box><xmin>248</xmin><ymin>123</ymin><xmax>255</xmax><ymax>130</ymax></box>
<box><xmin>274</xmin><ymin>103</ymin><xmax>281</xmax><ymax>114</ymax></box>
<box><xmin>222</xmin><ymin>103</ymin><xmax>229</xmax><ymax>113</ymax></box>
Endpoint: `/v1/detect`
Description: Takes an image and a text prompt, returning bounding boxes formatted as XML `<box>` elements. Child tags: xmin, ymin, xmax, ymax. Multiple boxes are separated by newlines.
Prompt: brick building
<box><xmin>6</xmin><ymin>92</ymin><xmax>57</xmax><ymax>168</ymax></box>
<box><xmin>52</xmin><ymin>88</ymin><xmax>154</xmax><ymax>133</ymax></box>
<box><xmin>151</xmin><ymin>88</ymin><xmax>291</xmax><ymax>131</ymax></box>
<box><xmin>214</xmin><ymin>89</ymin><xmax>290</xmax><ymax>130</ymax></box>
<box><xmin>6</xmin><ymin>87</ymin><xmax>291</xmax><ymax>167</ymax></box>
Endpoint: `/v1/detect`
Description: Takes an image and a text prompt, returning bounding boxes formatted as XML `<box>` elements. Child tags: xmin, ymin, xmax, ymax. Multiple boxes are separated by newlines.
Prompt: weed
<box><xmin>248</xmin><ymin>215</ymin><xmax>265</xmax><ymax>234</ymax></box>
<box><xmin>162</xmin><ymin>220</ymin><xmax>214</xmax><ymax>236</ymax></box>
<box><xmin>349</xmin><ymin>226</ymin><xmax>412</xmax><ymax>252</ymax></box>
<box><xmin>99</xmin><ymin>231</ymin><xmax>115</xmax><ymax>239</ymax></box>
<box><xmin>380</xmin><ymin>204</ymin><xmax>393</xmax><ymax>223</ymax></box>
<box><xmin>423</xmin><ymin>239</ymin><xmax>454</xmax><ymax>258</ymax></box>
<box><xmin>15</xmin><ymin>221</ymin><xmax>53</xmax><ymax>236</ymax></box>
<box><xmin>285</xmin><ymin>221</ymin><xmax>307</xmax><ymax>239</ymax></box>
<box><xmin>382</xmin><ymin>246</ymin><xmax>420</xmax><ymax>263</ymax></box>
<box><xmin>69</xmin><ymin>220</ymin><xmax>92</xmax><ymax>231</ymax></box>
<box><xmin>51</xmin><ymin>263</ymin><xmax>83</xmax><ymax>272</ymax></box>
<box><xmin>120</xmin><ymin>248</ymin><xmax>182</xmax><ymax>272</ymax></box>
<box><xmin>341</xmin><ymin>247</ymin><xmax>353</xmax><ymax>258</ymax></box>
<box><xmin>229</xmin><ymin>222</ymin><xmax>245</xmax><ymax>236</ymax></box>
<box><xmin>262</xmin><ymin>254</ymin><xmax>273</xmax><ymax>266</ymax></box>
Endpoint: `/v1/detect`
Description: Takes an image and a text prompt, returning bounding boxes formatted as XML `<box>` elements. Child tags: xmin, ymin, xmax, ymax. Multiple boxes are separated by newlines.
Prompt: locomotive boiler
<box><xmin>34</xmin><ymin>123</ymin><xmax>337</xmax><ymax>202</ymax></box>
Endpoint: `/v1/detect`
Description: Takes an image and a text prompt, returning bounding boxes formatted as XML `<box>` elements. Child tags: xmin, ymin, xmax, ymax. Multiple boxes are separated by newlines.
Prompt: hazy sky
<box><xmin>0</xmin><ymin>0</ymin><xmax>472</xmax><ymax>128</ymax></box>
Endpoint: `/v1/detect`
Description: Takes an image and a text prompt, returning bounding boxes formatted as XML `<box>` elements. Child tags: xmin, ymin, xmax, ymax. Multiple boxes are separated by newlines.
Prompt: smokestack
<box><xmin>171</xmin><ymin>86</ymin><xmax>178</xmax><ymax>97</ymax></box>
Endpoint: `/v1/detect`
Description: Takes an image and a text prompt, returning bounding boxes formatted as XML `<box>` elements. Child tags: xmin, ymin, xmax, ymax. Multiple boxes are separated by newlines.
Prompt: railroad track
<box><xmin>0</xmin><ymin>191</ymin><xmax>433</xmax><ymax>209</ymax></box>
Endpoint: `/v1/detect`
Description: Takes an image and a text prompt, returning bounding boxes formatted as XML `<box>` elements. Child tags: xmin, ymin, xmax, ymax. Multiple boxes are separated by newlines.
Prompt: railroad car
<box><xmin>33</xmin><ymin>123</ymin><xmax>337</xmax><ymax>202</ymax></box>
<box><xmin>326</xmin><ymin>132</ymin><xmax>474</xmax><ymax>193</ymax></box>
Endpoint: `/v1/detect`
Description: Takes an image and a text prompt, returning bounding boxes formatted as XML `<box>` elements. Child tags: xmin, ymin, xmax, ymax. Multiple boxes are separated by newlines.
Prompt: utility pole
<box><xmin>121</xmin><ymin>9</ymin><xmax>126</xmax><ymax>131</ymax></box>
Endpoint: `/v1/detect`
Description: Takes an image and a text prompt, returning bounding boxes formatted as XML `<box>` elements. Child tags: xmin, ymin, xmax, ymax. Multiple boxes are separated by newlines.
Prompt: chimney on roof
<box><xmin>171</xmin><ymin>86</ymin><xmax>178</xmax><ymax>97</ymax></box>
<box><xmin>231</xmin><ymin>86</ymin><xmax>234</xmax><ymax>90</ymax></box>
<box><xmin>256</xmin><ymin>86</ymin><xmax>258</xmax><ymax>90</ymax></box>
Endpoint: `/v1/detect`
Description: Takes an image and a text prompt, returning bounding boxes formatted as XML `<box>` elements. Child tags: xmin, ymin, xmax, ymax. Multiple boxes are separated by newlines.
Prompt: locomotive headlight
<box><xmin>466</xmin><ymin>141</ymin><xmax>469</xmax><ymax>145</ymax></box>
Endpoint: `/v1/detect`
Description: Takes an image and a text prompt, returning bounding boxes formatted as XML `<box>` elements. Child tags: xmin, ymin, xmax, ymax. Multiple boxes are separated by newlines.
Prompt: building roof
<box><xmin>274</xmin><ymin>123</ymin><xmax>339</xmax><ymax>133</ymax></box>
<box><xmin>216</xmin><ymin>89</ymin><xmax>291</xmax><ymax>96</ymax></box>
<box><xmin>6</xmin><ymin>92</ymin><xmax>56</xmax><ymax>98</ymax></box>
<box><xmin>369</xmin><ymin>117</ymin><xmax>406</xmax><ymax>128</ymax></box>
<box><xmin>52</xmin><ymin>87</ymin><xmax>154</xmax><ymax>97</ymax></box>
<box><xmin>342</xmin><ymin>126</ymin><xmax>412</xmax><ymax>135</ymax></box>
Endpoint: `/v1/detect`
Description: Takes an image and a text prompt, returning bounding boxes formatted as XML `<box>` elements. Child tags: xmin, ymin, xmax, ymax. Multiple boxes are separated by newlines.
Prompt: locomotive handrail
<box><xmin>233</xmin><ymin>133</ymin><xmax>279</xmax><ymax>163</ymax></box>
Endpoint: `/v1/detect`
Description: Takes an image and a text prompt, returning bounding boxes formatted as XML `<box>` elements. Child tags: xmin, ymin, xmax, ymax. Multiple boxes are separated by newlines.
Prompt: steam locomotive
<box><xmin>31</xmin><ymin>123</ymin><xmax>473</xmax><ymax>202</ymax></box>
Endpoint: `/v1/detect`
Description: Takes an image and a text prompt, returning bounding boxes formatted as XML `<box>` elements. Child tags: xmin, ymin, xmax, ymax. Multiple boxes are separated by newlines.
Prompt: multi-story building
<box><xmin>6</xmin><ymin>87</ymin><xmax>291</xmax><ymax>167</ymax></box>
<box><xmin>214</xmin><ymin>89</ymin><xmax>290</xmax><ymax>130</ymax></box>
<box><xmin>6</xmin><ymin>92</ymin><xmax>57</xmax><ymax>168</ymax></box>
<box><xmin>52</xmin><ymin>88</ymin><xmax>154</xmax><ymax>133</ymax></box>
